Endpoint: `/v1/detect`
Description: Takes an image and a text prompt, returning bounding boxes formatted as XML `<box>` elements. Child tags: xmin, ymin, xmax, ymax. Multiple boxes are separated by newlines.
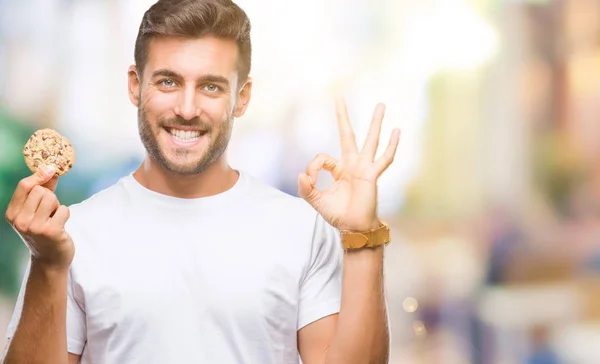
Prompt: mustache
<box><xmin>158</xmin><ymin>116</ymin><xmax>212</xmax><ymax>131</ymax></box>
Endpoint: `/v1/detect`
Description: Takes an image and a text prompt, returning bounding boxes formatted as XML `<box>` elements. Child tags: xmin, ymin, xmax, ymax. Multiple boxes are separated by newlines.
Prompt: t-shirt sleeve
<box><xmin>297</xmin><ymin>214</ymin><xmax>343</xmax><ymax>330</ymax></box>
<box><xmin>5</xmin><ymin>258</ymin><xmax>87</xmax><ymax>355</ymax></box>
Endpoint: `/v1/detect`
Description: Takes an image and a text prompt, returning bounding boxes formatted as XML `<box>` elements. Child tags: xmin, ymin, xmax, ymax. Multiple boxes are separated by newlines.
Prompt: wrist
<box><xmin>342</xmin><ymin>219</ymin><xmax>382</xmax><ymax>233</ymax></box>
<box><xmin>367</xmin><ymin>219</ymin><xmax>383</xmax><ymax>231</ymax></box>
<box><xmin>30</xmin><ymin>257</ymin><xmax>70</xmax><ymax>277</ymax></box>
<box><xmin>344</xmin><ymin>244</ymin><xmax>384</xmax><ymax>256</ymax></box>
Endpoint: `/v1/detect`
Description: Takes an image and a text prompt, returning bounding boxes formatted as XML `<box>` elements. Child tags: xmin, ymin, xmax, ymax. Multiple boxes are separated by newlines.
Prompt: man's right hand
<box><xmin>5</xmin><ymin>165</ymin><xmax>74</xmax><ymax>271</ymax></box>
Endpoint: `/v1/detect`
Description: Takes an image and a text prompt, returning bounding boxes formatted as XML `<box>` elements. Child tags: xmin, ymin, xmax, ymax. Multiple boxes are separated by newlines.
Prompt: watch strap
<box><xmin>340</xmin><ymin>221</ymin><xmax>391</xmax><ymax>250</ymax></box>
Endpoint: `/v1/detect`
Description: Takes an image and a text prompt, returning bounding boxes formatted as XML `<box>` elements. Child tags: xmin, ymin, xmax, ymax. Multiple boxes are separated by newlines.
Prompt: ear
<box><xmin>234</xmin><ymin>77</ymin><xmax>252</xmax><ymax>118</ymax></box>
<box><xmin>127</xmin><ymin>65</ymin><xmax>141</xmax><ymax>107</ymax></box>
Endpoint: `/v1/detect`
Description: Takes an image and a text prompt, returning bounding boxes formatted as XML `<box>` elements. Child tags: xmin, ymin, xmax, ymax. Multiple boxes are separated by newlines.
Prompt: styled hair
<box><xmin>134</xmin><ymin>0</ymin><xmax>252</xmax><ymax>86</ymax></box>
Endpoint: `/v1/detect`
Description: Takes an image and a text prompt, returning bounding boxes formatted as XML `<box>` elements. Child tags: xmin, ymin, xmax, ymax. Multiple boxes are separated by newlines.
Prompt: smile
<box><xmin>164</xmin><ymin>127</ymin><xmax>207</xmax><ymax>144</ymax></box>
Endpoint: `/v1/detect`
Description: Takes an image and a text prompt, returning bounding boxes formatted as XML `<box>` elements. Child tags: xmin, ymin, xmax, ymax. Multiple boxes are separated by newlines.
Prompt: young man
<box><xmin>2</xmin><ymin>0</ymin><xmax>400</xmax><ymax>363</ymax></box>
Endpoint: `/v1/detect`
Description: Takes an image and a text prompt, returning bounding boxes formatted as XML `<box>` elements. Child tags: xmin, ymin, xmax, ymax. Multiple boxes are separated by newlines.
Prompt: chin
<box><xmin>159</xmin><ymin>153</ymin><xmax>215</xmax><ymax>175</ymax></box>
<box><xmin>143</xmin><ymin>129</ymin><xmax>227</xmax><ymax>176</ymax></box>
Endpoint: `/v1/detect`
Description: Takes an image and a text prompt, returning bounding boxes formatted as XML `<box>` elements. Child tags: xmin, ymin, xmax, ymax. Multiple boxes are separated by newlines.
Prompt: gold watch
<box><xmin>340</xmin><ymin>221</ymin><xmax>391</xmax><ymax>250</ymax></box>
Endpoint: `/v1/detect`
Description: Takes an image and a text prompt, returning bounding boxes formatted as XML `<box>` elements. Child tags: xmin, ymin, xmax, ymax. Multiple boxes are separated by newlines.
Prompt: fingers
<box><xmin>374</xmin><ymin>128</ymin><xmax>401</xmax><ymax>175</ymax></box>
<box><xmin>297</xmin><ymin>173</ymin><xmax>316</xmax><ymax>200</ymax></box>
<box><xmin>300</xmin><ymin>153</ymin><xmax>341</xmax><ymax>206</ymax></box>
<box><xmin>49</xmin><ymin>205</ymin><xmax>70</xmax><ymax>231</ymax></box>
<box><xmin>11</xmin><ymin>186</ymin><xmax>46</xmax><ymax>231</ymax></box>
<box><xmin>12</xmin><ymin>184</ymin><xmax>60</xmax><ymax>231</ymax></box>
<box><xmin>12</xmin><ymin>198</ymin><xmax>68</xmax><ymax>241</ymax></box>
<box><xmin>297</xmin><ymin>172</ymin><xmax>323</xmax><ymax>212</ymax></box>
<box><xmin>362</xmin><ymin>103</ymin><xmax>386</xmax><ymax>160</ymax></box>
<box><xmin>28</xmin><ymin>193</ymin><xmax>60</xmax><ymax>235</ymax></box>
<box><xmin>6</xmin><ymin>165</ymin><xmax>57</xmax><ymax>223</ymax></box>
<box><xmin>335</xmin><ymin>99</ymin><xmax>358</xmax><ymax>156</ymax></box>
<box><xmin>36</xmin><ymin>193</ymin><xmax>60</xmax><ymax>220</ymax></box>
<box><xmin>305</xmin><ymin>153</ymin><xmax>341</xmax><ymax>184</ymax></box>
<box><xmin>30</xmin><ymin>205</ymin><xmax>70</xmax><ymax>242</ymax></box>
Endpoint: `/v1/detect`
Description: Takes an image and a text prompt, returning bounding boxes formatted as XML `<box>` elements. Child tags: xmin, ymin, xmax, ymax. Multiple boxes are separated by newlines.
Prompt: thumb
<box><xmin>33</xmin><ymin>164</ymin><xmax>56</xmax><ymax>184</ymax></box>
<box><xmin>36</xmin><ymin>164</ymin><xmax>58</xmax><ymax>192</ymax></box>
<box><xmin>298</xmin><ymin>173</ymin><xmax>319</xmax><ymax>202</ymax></box>
<box><xmin>42</xmin><ymin>175</ymin><xmax>59</xmax><ymax>192</ymax></box>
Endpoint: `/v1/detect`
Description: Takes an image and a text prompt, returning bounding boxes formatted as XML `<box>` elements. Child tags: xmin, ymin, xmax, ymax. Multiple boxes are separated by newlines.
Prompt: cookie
<box><xmin>23</xmin><ymin>128</ymin><xmax>75</xmax><ymax>176</ymax></box>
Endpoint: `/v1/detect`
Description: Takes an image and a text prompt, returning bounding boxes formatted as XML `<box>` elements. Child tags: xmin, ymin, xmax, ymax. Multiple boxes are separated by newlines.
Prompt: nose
<box><xmin>174</xmin><ymin>85</ymin><xmax>201</xmax><ymax>121</ymax></box>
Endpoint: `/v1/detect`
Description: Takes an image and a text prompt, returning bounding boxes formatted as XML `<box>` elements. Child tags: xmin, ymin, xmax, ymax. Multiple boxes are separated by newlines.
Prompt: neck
<box><xmin>132</xmin><ymin>155</ymin><xmax>239</xmax><ymax>199</ymax></box>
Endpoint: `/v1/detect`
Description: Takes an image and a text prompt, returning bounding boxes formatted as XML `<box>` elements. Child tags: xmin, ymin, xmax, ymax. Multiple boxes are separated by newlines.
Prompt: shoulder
<box><xmin>239</xmin><ymin>172</ymin><xmax>339</xmax><ymax>239</ymax></box>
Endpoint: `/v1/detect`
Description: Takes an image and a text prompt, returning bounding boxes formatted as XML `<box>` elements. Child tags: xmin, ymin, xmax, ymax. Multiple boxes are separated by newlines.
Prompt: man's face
<box><xmin>128</xmin><ymin>35</ymin><xmax>251</xmax><ymax>175</ymax></box>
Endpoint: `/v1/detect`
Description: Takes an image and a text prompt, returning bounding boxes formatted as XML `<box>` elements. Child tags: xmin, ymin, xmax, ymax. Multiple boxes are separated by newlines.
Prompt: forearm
<box><xmin>325</xmin><ymin>246</ymin><xmax>389</xmax><ymax>364</ymax></box>
<box><xmin>3</xmin><ymin>261</ymin><xmax>69</xmax><ymax>364</ymax></box>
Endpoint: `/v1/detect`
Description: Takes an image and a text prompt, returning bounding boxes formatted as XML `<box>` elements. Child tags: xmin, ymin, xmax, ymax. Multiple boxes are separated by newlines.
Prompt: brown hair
<box><xmin>134</xmin><ymin>0</ymin><xmax>252</xmax><ymax>87</ymax></box>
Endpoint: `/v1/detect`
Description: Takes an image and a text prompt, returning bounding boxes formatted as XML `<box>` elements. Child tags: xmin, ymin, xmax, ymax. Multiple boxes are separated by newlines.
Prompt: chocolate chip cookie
<box><xmin>23</xmin><ymin>128</ymin><xmax>75</xmax><ymax>176</ymax></box>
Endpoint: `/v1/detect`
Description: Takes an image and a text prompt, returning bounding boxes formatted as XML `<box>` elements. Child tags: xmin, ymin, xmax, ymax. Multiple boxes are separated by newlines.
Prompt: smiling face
<box><xmin>128</xmin><ymin>35</ymin><xmax>252</xmax><ymax>175</ymax></box>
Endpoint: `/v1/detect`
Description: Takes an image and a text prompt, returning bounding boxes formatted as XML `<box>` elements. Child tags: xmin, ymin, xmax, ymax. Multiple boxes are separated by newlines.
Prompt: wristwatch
<box><xmin>340</xmin><ymin>221</ymin><xmax>391</xmax><ymax>250</ymax></box>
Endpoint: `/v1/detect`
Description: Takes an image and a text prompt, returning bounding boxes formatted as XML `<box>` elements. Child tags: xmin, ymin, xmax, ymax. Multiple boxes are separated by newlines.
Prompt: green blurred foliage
<box><xmin>0</xmin><ymin>108</ymin><xmax>36</xmax><ymax>297</ymax></box>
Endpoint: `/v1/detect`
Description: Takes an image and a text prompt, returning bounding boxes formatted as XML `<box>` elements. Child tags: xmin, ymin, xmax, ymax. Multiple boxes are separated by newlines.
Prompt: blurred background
<box><xmin>1</xmin><ymin>0</ymin><xmax>599</xmax><ymax>362</ymax></box>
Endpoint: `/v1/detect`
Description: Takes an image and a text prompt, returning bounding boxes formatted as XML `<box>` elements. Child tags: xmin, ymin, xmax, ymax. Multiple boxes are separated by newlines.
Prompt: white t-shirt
<box><xmin>6</xmin><ymin>171</ymin><xmax>343</xmax><ymax>363</ymax></box>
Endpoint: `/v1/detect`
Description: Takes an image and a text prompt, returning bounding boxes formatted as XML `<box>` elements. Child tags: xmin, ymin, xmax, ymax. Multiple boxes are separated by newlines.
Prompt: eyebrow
<box><xmin>151</xmin><ymin>69</ymin><xmax>230</xmax><ymax>87</ymax></box>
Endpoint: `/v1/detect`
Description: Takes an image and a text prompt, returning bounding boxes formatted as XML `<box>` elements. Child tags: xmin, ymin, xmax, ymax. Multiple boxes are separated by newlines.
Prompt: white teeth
<box><xmin>168</xmin><ymin>128</ymin><xmax>201</xmax><ymax>142</ymax></box>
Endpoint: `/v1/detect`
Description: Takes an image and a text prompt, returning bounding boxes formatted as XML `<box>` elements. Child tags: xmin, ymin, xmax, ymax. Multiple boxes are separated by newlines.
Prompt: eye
<box><xmin>204</xmin><ymin>84</ymin><xmax>220</xmax><ymax>93</ymax></box>
<box><xmin>160</xmin><ymin>78</ymin><xmax>176</xmax><ymax>88</ymax></box>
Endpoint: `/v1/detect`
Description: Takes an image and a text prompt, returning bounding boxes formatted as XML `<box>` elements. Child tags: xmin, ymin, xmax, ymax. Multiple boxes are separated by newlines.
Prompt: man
<box><xmin>2</xmin><ymin>0</ymin><xmax>400</xmax><ymax>363</ymax></box>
